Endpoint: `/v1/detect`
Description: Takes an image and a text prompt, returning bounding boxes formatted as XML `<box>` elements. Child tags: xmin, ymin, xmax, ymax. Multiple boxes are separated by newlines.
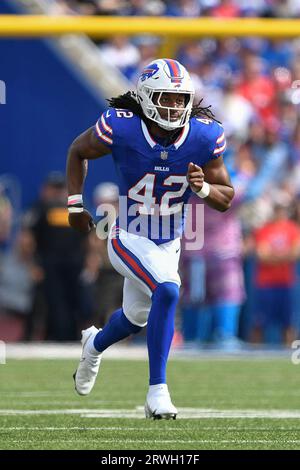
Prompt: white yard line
<box><xmin>4</xmin><ymin>439</ymin><xmax>300</xmax><ymax>445</ymax></box>
<box><xmin>0</xmin><ymin>401</ymin><xmax>138</xmax><ymax>406</ymax></box>
<box><xmin>4</xmin><ymin>343</ymin><xmax>291</xmax><ymax>360</ymax></box>
<box><xmin>1</xmin><ymin>408</ymin><xmax>300</xmax><ymax>419</ymax></box>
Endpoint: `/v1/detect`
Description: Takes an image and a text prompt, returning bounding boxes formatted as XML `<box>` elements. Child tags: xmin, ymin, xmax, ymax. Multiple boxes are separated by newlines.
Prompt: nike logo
<box><xmin>176</xmin><ymin>248</ymin><xmax>180</xmax><ymax>253</ymax></box>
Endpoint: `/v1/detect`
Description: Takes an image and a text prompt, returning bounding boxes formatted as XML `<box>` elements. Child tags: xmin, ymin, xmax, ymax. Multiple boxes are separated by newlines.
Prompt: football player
<box><xmin>67</xmin><ymin>58</ymin><xmax>234</xmax><ymax>419</ymax></box>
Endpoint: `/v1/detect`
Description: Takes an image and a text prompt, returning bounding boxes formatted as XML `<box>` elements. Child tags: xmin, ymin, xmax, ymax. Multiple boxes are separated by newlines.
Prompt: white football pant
<box><xmin>107</xmin><ymin>224</ymin><xmax>181</xmax><ymax>327</ymax></box>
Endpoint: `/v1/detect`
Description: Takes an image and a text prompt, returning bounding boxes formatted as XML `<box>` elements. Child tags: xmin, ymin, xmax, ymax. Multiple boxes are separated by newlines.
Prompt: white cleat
<box><xmin>73</xmin><ymin>326</ymin><xmax>102</xmax><ymax>396</ymax></box>
<box><xmin>145</xmin><ymin>384</ymin><xmax>178</xmax><ymax>420</ymax></box>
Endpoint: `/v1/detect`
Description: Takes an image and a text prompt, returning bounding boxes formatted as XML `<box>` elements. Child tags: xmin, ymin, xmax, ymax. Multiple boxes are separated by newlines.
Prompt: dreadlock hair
<box><xmin>107</xmin><ymin>92</ymin><xmax>145</xmax><ymax>120</ymax></box>
<box><xmin>107</xmin><ymin>91</ymin><xmax>222</xmax><ymax>125</ymax></box>
<box><xmin>191</xmin><ymin>98</ymin><xmax>221</xmax><ymax>124</ymax></box>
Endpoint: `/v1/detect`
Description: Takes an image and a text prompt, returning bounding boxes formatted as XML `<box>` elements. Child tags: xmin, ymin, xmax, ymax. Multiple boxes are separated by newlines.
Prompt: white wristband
<box><xmin>196</xmin><ymin>181</ymin><xmax>210</xmax><ymax>199</ymax></box>
<box><xmin>68</xmin><ymin>206</ymin><xmax>84</xmax><ymax>214</ymax></box>
<box><xmin>68</xmin><ymin>194</ymin><xmax>83</xmax><ymax>206</ymax></box>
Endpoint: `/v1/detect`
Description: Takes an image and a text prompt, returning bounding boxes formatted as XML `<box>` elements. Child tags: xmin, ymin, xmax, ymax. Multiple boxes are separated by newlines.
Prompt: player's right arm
<box><xmin>66</xmin><ymin>126</ymin><xmax>111</xmax><ymax>233</ymax></box>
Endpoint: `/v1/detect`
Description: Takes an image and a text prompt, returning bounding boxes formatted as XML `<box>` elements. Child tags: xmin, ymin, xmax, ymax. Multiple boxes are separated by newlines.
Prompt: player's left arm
<box><xmin>187</xmin><ymin>157</ymin><xmax>234</xmax><ymax>212</ymax></box>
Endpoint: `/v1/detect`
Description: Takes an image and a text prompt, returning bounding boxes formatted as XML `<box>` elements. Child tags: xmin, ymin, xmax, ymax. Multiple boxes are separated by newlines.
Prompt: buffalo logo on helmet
<box><xmin>140</xmin><ymin>63</ymin><xmax>159</xmax><ymax>82</ymax></box>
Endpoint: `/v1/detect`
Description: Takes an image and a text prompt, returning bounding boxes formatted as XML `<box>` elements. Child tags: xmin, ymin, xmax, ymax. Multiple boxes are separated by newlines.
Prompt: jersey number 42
<box><xmin>128</xmin><ymin>173</ymin><xmax>189</xmax><ymax>216</ymax></box>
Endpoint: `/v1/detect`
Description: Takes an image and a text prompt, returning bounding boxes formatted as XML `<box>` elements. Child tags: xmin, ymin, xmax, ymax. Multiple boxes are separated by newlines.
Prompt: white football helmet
<box><xmin>136</xmin><ymin>58</ymin><xmax>195</xmax><ymax>131</ymax></box>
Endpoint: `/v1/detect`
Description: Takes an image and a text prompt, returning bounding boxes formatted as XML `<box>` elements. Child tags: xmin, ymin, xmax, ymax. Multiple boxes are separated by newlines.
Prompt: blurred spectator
<box><xmin>262</xmin><ymin>40</ymin><xmax>293</xmax><ymax>72</ymax></box>
<box><xmin>237</xmin><ymin>0</ymin><xmax>267</xmax><ymax>17</ymax></box>
<box><xmin>272</xmin><ymin>0</ymin><xmax>300</xmax><ymax>18</ymax></box>
<box><xmin>244</xmin><ymin>119</ymin><xmax>290</xmax><ymax>202</ymax></box>
<box><xmin>24</xmin><ymin>172</ymin><xmax>88</xmax><ymax>341</ymax></box>
<box><xmin>211</xmin><ymin>0</ymin><xmax>240</xmax><ymax>17</ymax></box>
<box><xmin>220</xmin><ymin>78</ymin><xmax>255</xmax><ymax>140</ymax></box>
<box><xmin>120</xmin><ymin>0</ymin><xmax>165</xmax><ymax>15</ymax></box>
<box><xmin>97</xmin><ymin>0</ymin><xmax>127</xmax><ymax>15</ymax></box>
<box><xmin>98</xmin><ymin>36</ymin><xmax>140</xmax><ymax>80</ymax></box>
<box><xmin>277</xmin><ymin>93</ymin><xmax>298</xmax><ymax>143</ymax></box>
<box><xmin>237</xmin><ymin>53</ymin><xmax>277</xmax><ymax>124</ymax></box>
<box><xmin>94</xmin><ymin>181</ymin><xmax>119</xmax><ymax>235</ymax></box>
<box><xmin>166</xmin><ymin>0</ymin><xmax>202</xmax><ymax>17</ymax></box>
<box><xmin>127</xmin><ymin>36</ymin><xmax>161</xmax><ymax>82</ymax></box>
<box><xmin>177</xmin><ymin>41</ymin><xmax>206</xmax><ymax>73</ymax></box>
<box><xmin>251</xmin><ymin>201</ymin><xmax>300</xmax><ymax>345</ymax></box>
<box><xmin>0</xmin><ymin>229</ymin><xmax>43</xmax><ymax>341</ymax></box>
<box><xmin>48</xmin><ymin>0</ymin><xmax>82</xmax><ymax>15</ymax></box>
<box><xmin>0</xmin><ymin>186</ymin><xmax>13</xmax><ymax>253</ymax></box>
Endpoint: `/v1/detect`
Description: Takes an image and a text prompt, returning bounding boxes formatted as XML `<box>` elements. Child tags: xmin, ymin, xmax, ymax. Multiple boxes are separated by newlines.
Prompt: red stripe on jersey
<box><xmin>112</xmin><ymin>238</ymin><xmax>157</xmax><ymax>291</ymax></box>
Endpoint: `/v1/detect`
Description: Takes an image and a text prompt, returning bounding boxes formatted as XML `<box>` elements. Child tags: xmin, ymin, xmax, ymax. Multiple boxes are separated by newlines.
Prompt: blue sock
<box><xmin>147</xmin><ymin>282</ymin><xmax>179</xmax><ymax>385</ymax></box>
<box><xmin>213</xmin><ymin>303</ymin><xmax>240</xmax><ymax>341</ymax></box>
<box><xmin>93</xmin><ymin>308</ymin><xmax>142</xmax><ymax>352</ymax></box>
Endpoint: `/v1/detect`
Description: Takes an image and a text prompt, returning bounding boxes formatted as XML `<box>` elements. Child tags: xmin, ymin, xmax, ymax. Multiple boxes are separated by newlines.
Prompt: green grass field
<box><xmin>1</xmin><ymin>357</ymin><xmax>300</xmax><ymax>450</ymax></box>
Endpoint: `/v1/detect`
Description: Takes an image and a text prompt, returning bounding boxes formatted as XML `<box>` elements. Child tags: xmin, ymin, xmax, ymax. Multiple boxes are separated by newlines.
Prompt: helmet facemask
<box><xmin>139</xmin><ymin>86</ymin><xmax>194</xmax><ymax>131</ymax></box>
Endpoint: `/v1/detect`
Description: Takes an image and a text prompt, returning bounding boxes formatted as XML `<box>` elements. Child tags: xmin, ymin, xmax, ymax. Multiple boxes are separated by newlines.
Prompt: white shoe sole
<box><xmin>144</xmin><ymin>402</ymin><xmax>177</xmax><ymax>420</ymax></box>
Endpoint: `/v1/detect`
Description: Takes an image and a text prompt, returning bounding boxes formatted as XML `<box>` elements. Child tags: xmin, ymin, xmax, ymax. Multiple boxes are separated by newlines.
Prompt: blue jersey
<box><xmin>94</xmin><ymin>108</ymin><xmax>226</xmax><ymax>244</ymax></box>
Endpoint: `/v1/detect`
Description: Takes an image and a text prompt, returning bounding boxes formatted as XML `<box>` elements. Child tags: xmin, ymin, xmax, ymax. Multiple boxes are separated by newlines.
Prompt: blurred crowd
<box><xmin>1</xmin><ymin>0</ymin><xmax>300</xmax><ymax>347</ymax></box>
<box><xmin>48</xmin><ymin>0</ymin><xmax>300</xmax><ymax>18</ymax></box>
